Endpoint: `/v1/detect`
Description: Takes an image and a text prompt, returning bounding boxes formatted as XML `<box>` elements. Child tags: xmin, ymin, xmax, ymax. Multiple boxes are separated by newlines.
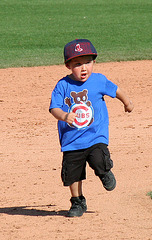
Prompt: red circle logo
<box><xmin>70</xmin><ymin>102</ymin><xmax>93</xmax><ymax>129</ymax></box>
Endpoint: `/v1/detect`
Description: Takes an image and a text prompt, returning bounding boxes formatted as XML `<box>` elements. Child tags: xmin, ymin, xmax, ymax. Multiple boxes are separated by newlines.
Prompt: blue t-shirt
<box><xmin>49</xmin><ymin>73</ymin><xmax>118</xmax><ymax>152</ymax></box>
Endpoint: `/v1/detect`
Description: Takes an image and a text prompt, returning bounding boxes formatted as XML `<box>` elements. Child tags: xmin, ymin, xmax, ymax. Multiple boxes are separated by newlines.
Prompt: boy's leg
<box><xmin>87</xmin><ymin>143</ymin><xmax>116</xmax><ymax>191</ymax></box>
<box><xmin>70</xmin><ymin>181</ymin><xmax>87</xmax><ymax>212</ymax></box>
<box><xmin>67</xmin><ymin>181</ymin><xmax>87</xmax><ymax>217</ymax></box>
<box><xmin>69</xmin><ymin>181</ymin><xmax>82</xmax><ymax>197</ymax></box>
<box><xmin>61</xmin><ymin>150</ymin><xmax>88</xmax><ymax>217</ymax></box>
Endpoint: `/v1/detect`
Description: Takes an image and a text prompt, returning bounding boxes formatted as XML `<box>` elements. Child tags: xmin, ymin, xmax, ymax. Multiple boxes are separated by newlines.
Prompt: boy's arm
<box><xmin>50</xmin><ymin>108</ymin><xmax>77</xmax><ymax>125</ymax></box>
<box><xmin>116</xmin><ymin>87</ymin><xmax>134</xmax><ymax>112</ymax></box>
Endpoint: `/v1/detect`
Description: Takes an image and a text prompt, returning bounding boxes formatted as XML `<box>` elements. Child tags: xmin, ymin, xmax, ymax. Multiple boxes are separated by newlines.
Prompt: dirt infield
<box><xmin>0</xmin><ymin>60</ymin><xmax>152</xmax><ymax>240</ymax></box>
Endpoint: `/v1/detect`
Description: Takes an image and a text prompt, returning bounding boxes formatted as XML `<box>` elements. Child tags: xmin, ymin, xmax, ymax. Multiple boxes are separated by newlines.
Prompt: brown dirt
<box><xmin>0</xmin><ymin>60</ymin><xmax>152</xmax><ymax>240</ymax></box>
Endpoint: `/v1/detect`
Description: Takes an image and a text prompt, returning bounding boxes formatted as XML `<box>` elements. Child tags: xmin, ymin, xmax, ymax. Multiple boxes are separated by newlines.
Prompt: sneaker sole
<box><xmin>103</xmin><ymin>179</ymin><xmax>116</xmax><ymax>191</ymax></box>
<box><xmin>66</xmin><ymin>211</ymin><xmax>84</xmax><ymax>217</ymax></box>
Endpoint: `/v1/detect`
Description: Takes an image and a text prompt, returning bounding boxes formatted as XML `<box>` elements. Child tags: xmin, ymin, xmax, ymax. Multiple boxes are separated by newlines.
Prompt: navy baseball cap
<box><xmin>64</xmin><ymin>39</ymin><xmax>97</xmax><ymax>63</ymax></box>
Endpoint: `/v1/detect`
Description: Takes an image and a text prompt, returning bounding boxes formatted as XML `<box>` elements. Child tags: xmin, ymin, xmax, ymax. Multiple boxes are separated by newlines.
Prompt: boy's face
<box><xmin>66</xmin><ymin>55</ymin><xmax>95</xmax><ymax>82</ymax></box>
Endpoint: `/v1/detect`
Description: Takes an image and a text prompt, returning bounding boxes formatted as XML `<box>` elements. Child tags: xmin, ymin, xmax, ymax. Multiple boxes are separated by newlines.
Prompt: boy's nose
<box><xmin>81</xmin><ymin>64</ymin><xmax>86</xmax><ymax>70</ymax></box>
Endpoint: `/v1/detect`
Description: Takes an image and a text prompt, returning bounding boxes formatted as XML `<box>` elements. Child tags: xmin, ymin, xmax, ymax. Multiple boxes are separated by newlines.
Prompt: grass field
<box><xmin>0</xmin><ymin>0</ymin><xmax>152</xmax><ymax>68</ymax></box>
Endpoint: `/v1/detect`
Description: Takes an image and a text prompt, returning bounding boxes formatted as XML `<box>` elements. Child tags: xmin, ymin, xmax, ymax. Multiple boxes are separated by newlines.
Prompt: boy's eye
<box><xmin>75</xmin><ymin>63</ymin><xmax>81</xmax><ymax>67</ymax></box>
<box><xmin>86</xmin><ymin>60</ymin><xmax>91</xmax><ymax>64</ymax></box>
<box><xmin>73</xmin><ymin>59</ymin><xmax>92</xmax><ymax>67</ymax></box>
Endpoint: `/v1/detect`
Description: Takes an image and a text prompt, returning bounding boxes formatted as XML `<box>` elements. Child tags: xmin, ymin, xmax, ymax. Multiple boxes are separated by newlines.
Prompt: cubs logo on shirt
<box><xmin>64</xmin><ymin>89</ymin><xmax>94</xmax><ymax>130</ymax></box>
<box><xmin>70</xmin><ymin>101</ymin><xmax>93</xmax><ymax>129</ymax></box>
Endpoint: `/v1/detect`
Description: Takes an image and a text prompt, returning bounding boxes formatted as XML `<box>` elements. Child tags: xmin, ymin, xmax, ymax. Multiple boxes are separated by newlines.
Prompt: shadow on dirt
<box><xmin>0</xmin><ymin>205</ymin><xmax>67</xmax><ymax>217</ymax></box>
<box><xmin>0</xmin><ymin>205</ymin><xmax>95</xmax><ymax>217</ymax></box>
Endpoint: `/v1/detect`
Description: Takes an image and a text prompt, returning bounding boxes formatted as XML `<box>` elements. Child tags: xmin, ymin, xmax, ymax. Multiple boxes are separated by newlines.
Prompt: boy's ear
<box><xmin>65</xmin><ymin>62</ymin><xmax>71</xmax><ymax>69</ymax></box>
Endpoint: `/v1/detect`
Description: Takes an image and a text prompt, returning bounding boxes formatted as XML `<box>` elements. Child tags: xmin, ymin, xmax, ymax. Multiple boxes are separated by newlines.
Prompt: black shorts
<box><xmin>61</xmin><ymin>143</ymin><xmax>113</xmax><ymax>186</ymax></box>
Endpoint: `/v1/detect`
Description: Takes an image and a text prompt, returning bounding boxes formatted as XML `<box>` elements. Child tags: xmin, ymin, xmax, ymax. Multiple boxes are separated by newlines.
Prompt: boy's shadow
<box><xmin>0</xmin><ymin>204</ymin><xmax>68</xmax><ymax>217</ymax></box>
<box><xmin>0</xmin><ymin>205</ymin><xmax>94</xmax><ymax>217</ymax></box>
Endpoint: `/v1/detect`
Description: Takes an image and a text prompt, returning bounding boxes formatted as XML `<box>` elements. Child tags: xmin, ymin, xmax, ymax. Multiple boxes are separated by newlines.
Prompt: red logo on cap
<box><xmin>75</xmin><ymin>44</ymin><xmax>83</xmax><ymax>52</ymax></box>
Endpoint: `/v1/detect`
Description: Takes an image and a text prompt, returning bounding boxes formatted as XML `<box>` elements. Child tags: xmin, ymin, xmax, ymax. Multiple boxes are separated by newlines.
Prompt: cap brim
<box><xmin>65</xmin><ymin>53</ymin><xmax>97</xmax><ymax>63</ymax></box>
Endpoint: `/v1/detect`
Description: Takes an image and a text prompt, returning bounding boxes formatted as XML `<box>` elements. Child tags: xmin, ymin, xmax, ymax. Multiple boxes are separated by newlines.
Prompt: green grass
<box><xmin>147</xmin><ymin>191</ymin><xmax>152</xmax><ymax>199</ymax></box>
<box><xmin>0</xmin><ymin>0</ymin><xmax>152</xmax><ymax>68</ymax></box>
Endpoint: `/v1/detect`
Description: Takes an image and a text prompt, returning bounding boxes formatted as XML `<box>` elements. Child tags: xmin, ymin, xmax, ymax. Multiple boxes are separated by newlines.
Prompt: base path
<box><xmin>0</xmin><ymin>60</ymin><xmax>152</xmax><ymax>240</ymax></box>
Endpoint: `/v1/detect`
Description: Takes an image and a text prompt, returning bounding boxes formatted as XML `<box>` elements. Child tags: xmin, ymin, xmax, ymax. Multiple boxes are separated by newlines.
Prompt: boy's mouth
<box><xmin>81</xmin><ymin>73</ymin><xmax>87</xmax><ymax>79</ymax></box>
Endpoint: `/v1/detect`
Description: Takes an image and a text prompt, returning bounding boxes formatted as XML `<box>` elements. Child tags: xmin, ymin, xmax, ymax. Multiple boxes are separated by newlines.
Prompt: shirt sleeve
<box><xmin>103</xmin><ymin>75</ymin><xmax>118</xmax><ymax>98</ymax></box>
<box><xmin>49</xmin><ymin>81</ymin><xmax>65</xmax><ymax>110</ymax></box>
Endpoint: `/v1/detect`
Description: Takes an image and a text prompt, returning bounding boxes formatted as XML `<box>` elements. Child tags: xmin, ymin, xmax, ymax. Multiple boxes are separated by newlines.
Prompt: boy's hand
<box><xmin>64</xmin><ymin>112</ymin><xmax>77</xmax><ymax>124</ymax></box>
<box><xmin>50</xmin><ymin>108</ymin><xmax>77</xmax><ymax>124</ymax></box>
<box><xmin>124</xmin><ymin>101</ymin><xmax>134</xmax><ymax>113</ymax></box>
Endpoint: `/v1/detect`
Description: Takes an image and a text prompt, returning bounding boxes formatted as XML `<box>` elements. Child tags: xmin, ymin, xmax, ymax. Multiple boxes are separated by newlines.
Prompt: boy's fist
<box><xmin>124</xmin><ymin>101</ymin><xmax>134</xmax><ymax>113</ymax></box>
<box><xmin>65</xmin><ymin>112</ymin><xmax>77</xmax><ymax>124</ymax></box>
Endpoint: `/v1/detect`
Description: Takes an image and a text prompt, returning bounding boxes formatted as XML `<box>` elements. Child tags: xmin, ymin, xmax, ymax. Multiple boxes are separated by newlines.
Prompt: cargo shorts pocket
<box><xmin>103</xmin><ymin>147</ymin><xmax>113</xmax><ymax>171</ymax></box>
<box><xmin>61</xmin><ymin>160</ymin><xmax>67</xmax><ymax>184</ymax></box>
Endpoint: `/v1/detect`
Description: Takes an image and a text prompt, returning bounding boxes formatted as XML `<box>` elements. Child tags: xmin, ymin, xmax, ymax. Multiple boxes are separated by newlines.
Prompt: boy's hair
<box><xmin>64</xmin><ymin>39</ymin><xmax>97</xmax><ymax>63</ymax></box>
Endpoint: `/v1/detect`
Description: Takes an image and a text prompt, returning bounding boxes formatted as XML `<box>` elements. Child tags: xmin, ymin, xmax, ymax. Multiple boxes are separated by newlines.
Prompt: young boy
<box><xmin>49</xmin><ymin>39</ymin><xmax>133</xmax><ymax>217</ymax></box>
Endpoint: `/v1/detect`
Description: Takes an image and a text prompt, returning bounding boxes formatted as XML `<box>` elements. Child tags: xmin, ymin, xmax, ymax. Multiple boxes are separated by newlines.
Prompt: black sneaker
<box><xmin>79</xmin><ymin>195</ymin><xmax>87</xmax><ymax>212</ymax></box>
<box><xmin>100</xmin><ymin>170</ymin><xmax>116</xmax><ymax>191</ymax></box>
<box><xmin>67</xmin><ymin>197</ymin><xmax>84</xmax><ymax>217</ymax></box>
